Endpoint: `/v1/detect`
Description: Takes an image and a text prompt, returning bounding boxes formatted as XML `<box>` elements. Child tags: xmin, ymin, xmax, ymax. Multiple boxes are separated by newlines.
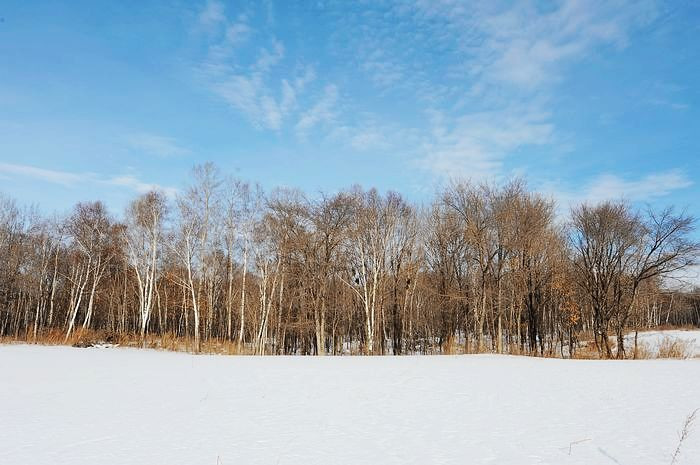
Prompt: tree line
<box><xmin>1</xmin><ymin>163</ymin><xmax>699</xmax><ymax>358</ymax></box>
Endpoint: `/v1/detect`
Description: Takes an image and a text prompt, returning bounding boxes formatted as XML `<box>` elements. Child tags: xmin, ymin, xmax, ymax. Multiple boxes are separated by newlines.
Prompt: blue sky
<box><xmin>1</xmin><ymin>0</ymin><xmax>699</xmax><ymax>216</ymax></box>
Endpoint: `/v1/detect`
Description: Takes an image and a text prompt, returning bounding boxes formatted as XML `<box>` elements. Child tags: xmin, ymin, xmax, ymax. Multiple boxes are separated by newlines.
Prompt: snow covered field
<box><xmin>1</xmin><ymin>345</ymin><xmax>699</xmax><ymax>465</ymax></box>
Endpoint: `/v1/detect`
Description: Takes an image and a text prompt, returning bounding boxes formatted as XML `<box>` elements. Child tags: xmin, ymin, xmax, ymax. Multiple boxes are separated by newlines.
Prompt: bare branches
<box><xmin>570</xmin><ymin>201</ymin><xmax>699</xmax><ymax>358</ymax></box>
<box><xmin>1</xmin><ymin>168</ymin><xmax>698</xmax><ymax>356</ymax></box>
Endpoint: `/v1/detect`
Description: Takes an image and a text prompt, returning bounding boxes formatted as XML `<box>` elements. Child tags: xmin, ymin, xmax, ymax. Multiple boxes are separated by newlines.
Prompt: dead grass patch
<box><xmin>631</xmin><ymin>342</ymin><xmax>653</xmax><ymax>360</ymax></box>
<box><xmin>657</xmin><ymin>336</ymin><xmax>692</xmax><ymax>359</ymax></box>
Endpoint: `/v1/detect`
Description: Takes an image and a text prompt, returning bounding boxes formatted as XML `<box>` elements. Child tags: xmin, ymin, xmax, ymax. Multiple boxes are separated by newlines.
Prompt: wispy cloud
<box><xmin>224</xmin><ymin>22</ymin><xmax>252</xmax><ymax>46</ymax></box>
<box><xmin>326</xmin><ymin>116</ymin><xmax>419</xmax><ymax>153</ymax></box>
<box><xmin>191</xmin><ymin>0</ymin><xmax>670</xmax><ymax>188</ymax></box>
<box><xmin>583</xmin><ymin>170</ymin><xmax>692</xmax><ymax>204</ymax></box>
<box><xmin>295</xmin><ymin>85</ymin><xmax>338</xmax><ymax>137</ymax></box>
<box><xmin>646</xmin><ymin>98</ymin><xmax>689</xmax><ymax>110</ymax></box>
<box><xmin>198</xmin><ymin>0</ymin><xmax>226</xmax><ymax>30</ymax></box>
<box><xmin>195</xmin><ymin>2</ymin><xmax>328</xmax><ymax>133</ymax></box>
<box><xmin>0</xmin><ymin>163</ymin><xmax>82</xmax><ymax>187</ymax></box>
<box><xmin>470</xmin><ymin>1</ymin><xmax>655</xmax><ymax>89</ymax></box>
<box><xmin>334</xmin><ymin>126</ymin><xmax>390</xmax><ymax>152</ymax></box>
<box><xmin>126</xmin><ymin>133</ymin><xmax>190</xmax><ymax>158</ymax></box>
<box><xmin>105</xmin><ymin>175</ymin><xmax>178</xmax><ymax>197</ymax></box>
<box><xmin>325</xmin><ymin>0</ymin><xmax>658</xmax><ymax>177</ymax></box>
<box><xmin>204</xmin><ymin>36</ymin><xmax>289</xmax><ymax>129</ymax></box>
<box><xmin>361</xmin><ymin>50</ymin><xmax>404</xmax><ymax>88</ymax></box>
<box><xmin>419</xmin><ymin>106</ymin><xmax>553</xmax><ymax>179</ymax></box>
<box><xmin>0</xmin><ymin>163</ymin><xmax>177</xmax><ymax>197</ymax></box>
<box><xmin>541</xmin><ymin>169</ymin><xmax>693</xmax><ymax>211</ymax></box>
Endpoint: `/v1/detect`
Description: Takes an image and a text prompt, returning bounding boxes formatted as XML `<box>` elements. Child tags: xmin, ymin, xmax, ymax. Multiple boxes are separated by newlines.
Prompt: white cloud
<box><xmin>399</xmin><ymin>0</ymin><xmax>656</xmax><ymax>90</ymax></box>
<box><xmin>346</xmin><ymin>127</ymin><xmax>388</xmax><ymax>151</ymax></box>
<box><xmin>0</xmin><ymin>163</ymin><xmax>177</xmax><ymax>197</ymax></box>
<box><xmin>583</xmin><ymin>170</ymin><xmax>692</xmax><ymax>204</ymax></box>
<box><xmin>327</xmin><ymin>120</ymin><xmax>415</xmax><ymax>153</ymax></box>
<box><xmin>196</xmin><ymin>2</ymin><xmax>287</xmax><ymax>129</ymax></box>
<box><xmin>199</xmin><ymin>15</ymin><xmax>305</xmax><ymax>131</ymax></box>
<box><xmin>540</xmin><ymin>169</ymin><xmax>693</xmax><ymax>212</ymax></box>
<box><xmin>198</xmin><ymin>0</ymin><xmax>226</xmax><ymax>30</ymax></box>
<box><xmin>0</xmin><ymin>163</ymin><xmax>82</xmax><ymax>187</ymax></box>
<box><xmin>419</xmin><ymin>106</ymin><xmax>553</xmax><ymax>179</ymax></box>
<box><xmin>295</xmin><ymin>85</ymin><xmax>339</xmax><ymax>137</ymax></box>
<box><xmin>254</xmin><ymin>40</ymin><xmax>284</xmax><ymax>72</ymax></box>
<box><xmin>294</xmin><ymin>65</ymin><xmax>316</xmax><ymax>91</ymax></box>
<box><xmin>474</xmin><ymin>2</ymin><xmax>645</xmax><ymax>88</ymax></box>
<box><xmin>105</xmin><ymin>175</ymin><xmax>178</xmax><ymax>198</ymax></box>
<box><xmin>194</xmin><ymin>2</ymin><xmax>335</xmax><ymax>134</ymax></box>
<box><xmin>126</xmin><ymin>133</ymin><xmax>190</xmax><ymax>158</ymax></box>
<box><xmin>361</xmin><ymin>50</ymin><xmax>404</xmax><ymax>88</ymax></box>
<box><xmin>225</xmin><ymin>22</ymin><xmax>252</xmax><ymax>46</ymax></box>
<box><xmin>326</xmin><ymin>0</ymin><xmax>658</xmax><ymax>176</ymax></box>
<box><xmin>211</xmin><ymin>68</ymin><xmax>298</xmax><ymax>130</ymax></box>
<box><xmin>191</xmin><ymin>0</ymin><xmax>662</xmax><ymax>179</ymax></box>
<box><xmin>646</xmin><ymin>97</ymin><xmax>689</xmax><ymax>111</ymax></box>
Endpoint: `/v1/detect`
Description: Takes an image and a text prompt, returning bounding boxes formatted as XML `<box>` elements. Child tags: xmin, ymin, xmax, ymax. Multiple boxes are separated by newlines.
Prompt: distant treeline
<box><xmin>1</xmin><ymin>163</ymin><xmax>699</xmax><ymax>357</ymax></box>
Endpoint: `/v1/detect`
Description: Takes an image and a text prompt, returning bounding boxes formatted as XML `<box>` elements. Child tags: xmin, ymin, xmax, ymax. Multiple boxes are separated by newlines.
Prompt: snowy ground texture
<box><xmin>625</xmin><ymin>330</ymin><xmax>700</xmax><ymax>358</ymax></box>
<box><xmin>1</xmin><ymin>345</ymin><xmax>699</xmax><ymax>465</ymax></box>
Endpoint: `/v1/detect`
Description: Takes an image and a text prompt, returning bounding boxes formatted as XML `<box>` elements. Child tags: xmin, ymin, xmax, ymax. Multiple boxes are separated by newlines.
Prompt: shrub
<box><xmin>657</xmin><ymin>336</ymin><xmax>692</xmax><ymax>359</ymax></box>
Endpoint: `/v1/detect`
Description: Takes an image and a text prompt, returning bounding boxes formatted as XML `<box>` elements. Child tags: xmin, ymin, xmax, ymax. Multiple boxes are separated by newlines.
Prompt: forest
<box><xmin>1</xmin><ymin>163</ymin><xmax>699</xmax><ymax>358</ymax></box>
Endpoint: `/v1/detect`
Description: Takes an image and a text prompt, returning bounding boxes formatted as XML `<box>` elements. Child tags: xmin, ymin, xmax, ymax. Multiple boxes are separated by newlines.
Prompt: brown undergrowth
<box><xmin>1</xmin><ymin>328</ymin><xmax>696</xmax><ymax>358</ymax></box>
<box><xmin>0</xmin><ymin>329</ymin><xmax>253</xmax><ymax>355</ymax></box>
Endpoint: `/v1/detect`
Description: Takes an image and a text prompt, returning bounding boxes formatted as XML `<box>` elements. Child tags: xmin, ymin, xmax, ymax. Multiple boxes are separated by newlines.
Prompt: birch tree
<box><xmin>173</xmin><ymin>163</ymin><xmax>221</xmax><ymax>352</ymax></box>
<box><xmin>344</xmin><ymin>189</ymin><xmax>406</xmax><ymax>354</ymax></box>
<box><xmin>124</xmin><ymin>191</ymin><xmax>168</xmax><ymax>347</ymax></box>
<box><xmin>64</xmin><ymin>202</ymin><xmax>115</xmax><ymax>340</ymax></box>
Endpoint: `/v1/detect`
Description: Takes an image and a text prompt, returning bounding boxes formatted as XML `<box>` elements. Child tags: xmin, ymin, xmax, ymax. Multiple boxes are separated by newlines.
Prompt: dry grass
<box><xmin>2</xmin><ymin>327</ymin><xmax>696</xmax><ymax>359</ymax></box>
<box><xmin>140</xmin><ymin>333</ymin><xmax>256</xmax><ymax>355</ymax></box>
<box><xmin>622</xmin><ymin>335</ymin><xmax>693</xmax><ymax>360</ymax></box>
<box><xmin>571</xmin><ymin>340</ymin><xmax>603</xmax><ymax>360</ymax></box>
<box><xmin>657</xmin><ymin>336</ymin><xmax>693</xmax><ymax>359</ymax></box>
<box><xmin>670</xmin><ymin>409</ymin><xmax>698</xmax><ymax>465</ymax></box>
<box><xmin>0</xmin><ymin>329</ymin><xmax>256</xmax><ymax>356</ymax></box>
<box><xmin>571</xmin><ymin>329</ymin><xmax>699</xmax><ymax>360</ymax></box>
<box><xmin>632</xmin><ymin>342</ymin><xmax>653</xmax><ymax>360</ymax></box>
<box><xmin>442</xmin><ymin>336</ymin><xmax>457</xmax><ymax>355</ymax></box>
<box><xmin>0</xmin><ymin>328</ymin><xmax>119</xmax><ymax>347</ymax></box>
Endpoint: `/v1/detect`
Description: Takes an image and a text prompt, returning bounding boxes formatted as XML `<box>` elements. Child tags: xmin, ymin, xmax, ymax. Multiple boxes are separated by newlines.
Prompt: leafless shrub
<box><xmin>658</xmin><ymin>337</ymin><xmax>692</xmax><ymax>359</ymax></box>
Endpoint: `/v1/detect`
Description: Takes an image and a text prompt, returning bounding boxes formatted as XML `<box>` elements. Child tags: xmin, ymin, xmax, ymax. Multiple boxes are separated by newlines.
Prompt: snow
<box><xmin>1</xmin><ymin>345</ymin><xmax>699</xmax><ymax>465</ymax></box>
<box><xmin>625</xmin><ymin>330</ymin><xmax>700</xmax><ymax>358</ymax></box>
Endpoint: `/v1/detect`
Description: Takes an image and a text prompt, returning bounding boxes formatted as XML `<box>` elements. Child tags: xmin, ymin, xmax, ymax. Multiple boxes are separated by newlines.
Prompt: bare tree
<box><xmin>124</xmin><ymin>191</ymin><xmax>168</xmax><ymax>347</ymax></box>
<box><xmin>172</xmin><ymin>163</ymin><xmax>221</xmax><ymax>352</ymax></box>
<box><xmin>64</xmin><ymin>202</ymin><xmax>116</xmax><ymax>341</ymax></box>
<box><xmin>614</xmin><ymin>207</ymin><xmax>699</xmax><ymax>357</ymax></box>
<box><xmin>570</xmin><ymin>201</ymin><xmax>698</xmax><ymax>358</ymax></box>
<box><xmin>443</xmin><ymin>182</ymin><xmax>496</xmax><ymax>352</ymax></box>
<box><xmin>2</xmin><ymin>167</ymin><xmax>698</xmax><ymax>357</ymax></box>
